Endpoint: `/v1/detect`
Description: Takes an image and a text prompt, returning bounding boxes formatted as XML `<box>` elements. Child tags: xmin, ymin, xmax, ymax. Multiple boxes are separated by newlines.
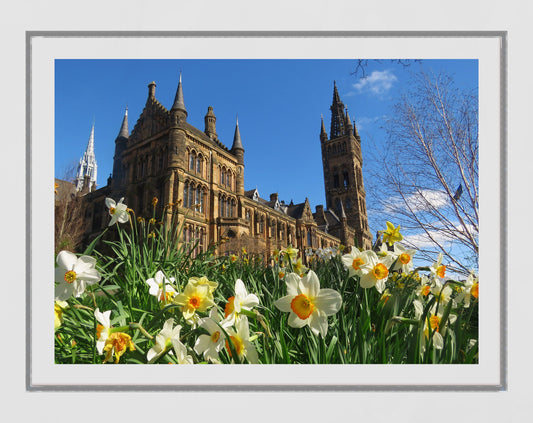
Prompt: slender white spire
<box><xmin>76</xmin><ymin>123</ymin><xmax>98</xmax><ymax>192</ymax></box>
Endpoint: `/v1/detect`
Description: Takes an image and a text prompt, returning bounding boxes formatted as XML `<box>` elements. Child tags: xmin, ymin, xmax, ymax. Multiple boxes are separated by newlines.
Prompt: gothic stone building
<box><xmin>81</xmin><ymin>76</ymin><xmax>372</xmax><ymax>259</ymax></box>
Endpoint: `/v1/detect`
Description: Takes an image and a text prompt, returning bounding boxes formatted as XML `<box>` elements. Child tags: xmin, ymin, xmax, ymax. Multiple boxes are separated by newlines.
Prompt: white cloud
<box><xmin>352</xmin><ymin>70</ymin><xmax>398</xmax><ymax>95</ymax></box>
<box><xmin>383</xmin><ymin>189</ymin><xmax>448</xmax><ymax>215</ymax></box>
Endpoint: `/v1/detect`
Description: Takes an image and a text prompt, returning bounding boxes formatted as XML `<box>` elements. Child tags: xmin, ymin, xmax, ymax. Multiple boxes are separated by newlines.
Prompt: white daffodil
<box><xmin>430</xmin><ymin>280</ymin><xmax>456</xmax><ymax>312</ymax></box>
<box><xmin>429</xmin><ymin>253</ymin><xmax>447</xmax><ymax>283</ymax></box>
<box><xmin>358</xmin><ymin>252</ymin><xmax>390</xmax><ymax>293</ymax></box>
<box><xmin>223</xmin><ymin>279</ymin><xmax>260</xmax><ymax>326</ymax></box>
<box><xmin>274</xmin><ymin>270</ymin><xmax>342</xmax><ymax>337</ymax></box>
<box><xmin>225</xmin><ymin>316</ymin><xmax>259</xmax><ymax>364</ymax></box>
<box><xmin>145</xmin><ymin>270</ymin><xmax>177</xmax><ymax>304</ymax></box>
<box><xmin>147</xmin><ymin>318</ymin><xmax>184</xmax><ymax>362</ymax></box>
<box><xmin>94</xmin><ymin>308</ymin><xmax>112</xmax><ymax>355</ymax></box>
<box><xmin>413</xmin><ymin>300</ymin><xmax>456</xmax><ymax>353</ymax></box>
<box><xmin>105</xmin><ymin>197</ymin><xmax>130</xmax><ymax>226</ymax></box>
<box><xmin>194</xmin><ymin>308</ymin><xmax>229</xmax><ymax>363</ymax></box>
<box><xmin>376</xmin><ymin>243</ymin><xmax>398</xmax><ymax>269</ymax></box>
<box><xmin>341</xmin><ymin>249</ymin><xmax>375</xmax><ymax>278</ymax></box>
<box><xmin>456</xmin><ymin>273</ymin><xmax>479</xmax><ymax>307</ymax></box>
<box><xmin>391</xmin><ymin>243</ymin><xmax>416</xmax><ymax>274</ymax></box>
<box><xmin>54</xmin><ymin>250</ymin><xmax>101</xmax><ymax>301</ymax></box>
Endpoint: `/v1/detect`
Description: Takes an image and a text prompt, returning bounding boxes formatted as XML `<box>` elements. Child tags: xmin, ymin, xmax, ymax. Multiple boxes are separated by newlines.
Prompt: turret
<box><xmin>320</xmin><ymin>114</ymin><xmax>328</xmax><ymax>142</ymax></box>
<box><xmin>170</xmin><ymin>73</ymin><xmax>187</xmax><ymax>124</ymax></box>
<box><xmin>231</xmin><ymin>117</ymin><xmax>245</xmax><ymax>196</ymax></box>
<box><xmin>204</xmin><ymin>106</ymin><xmax>218</xmax><ymax>141</ymax></box>
<box><xmin>112</xmin><ymin>108</ymin><xmax>129</xmax><ymax>187</ymax></box>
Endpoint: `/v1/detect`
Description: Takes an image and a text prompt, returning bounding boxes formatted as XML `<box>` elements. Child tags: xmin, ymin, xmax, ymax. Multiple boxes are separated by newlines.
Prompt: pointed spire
<box><xmin>339</xmin><ymin>199</ymin><xmax>347</xmax><ymax>219</ymax></box>
<box><xmin>231</xmin><ymin>116</ymin><xmax>244</xmax><ymax>151</ymax></box>
<box><xmin>172</xmin><ymin>72</ymin><xmax>186</xmax><ymax>112</ymax></box>
<box><xmin>332</xmin><ymin>81</ymin><xmax>342</xmax><ymax>104</ymax></box>
<box><xmin>117</xmin><ymin>107</ymin><xmax>129</xmax><ymax>139</ymax></box>
<box><xmin>87</xmin><ymin>123</ymin><xmax>95</xmax><ymax>155</ymax></box>
<box><xmin>320</xmin><ymin>114</ymin><xmax>327</xmax><ymax>134</ymax></box>
<box><xmin>330</xmin><ymin>81</ymin><xmax>346</xmax><ymax>138</ymax></box>
<box><xmin>76</xmin><ymin>124</ymin><xmax>98</xmax><ymax>192</ymax></box>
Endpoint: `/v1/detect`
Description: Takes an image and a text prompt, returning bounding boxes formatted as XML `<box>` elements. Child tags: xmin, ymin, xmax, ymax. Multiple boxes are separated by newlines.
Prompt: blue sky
<box><xmin>55</xmin><ymin>59</ymin><xmax>477</xmax><ymax>238</ymax></box>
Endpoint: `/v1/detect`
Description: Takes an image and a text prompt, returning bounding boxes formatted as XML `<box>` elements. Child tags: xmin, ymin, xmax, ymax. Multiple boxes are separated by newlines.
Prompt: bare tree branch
<box><xmin>366</xmin><ymin>70</ymin><xmax>478</xmax><ymax>275</ymax></box>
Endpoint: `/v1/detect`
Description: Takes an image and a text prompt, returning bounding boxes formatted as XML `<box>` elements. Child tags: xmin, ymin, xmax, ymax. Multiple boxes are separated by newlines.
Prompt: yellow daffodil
<box><xmin>54</xmin><ymin>300</ymin><xmax>69</xmax><ymax>329</ymax></box>
<box><xmin>173</xmin><ymin>281</ymin><xmax>215</xmax><ymax>322</ymax></box>
<box><xmin>282</xmin><ymin>245</ymin><xmax>299</xmax><ymax>263</ymax></box>
<box><xmin>382</xmin><ymin>221</ymin><xmax>403</xmax><ymax>246</ymax></box>
<box><xmin>102</xmin><ymin>332</ymin><xmax>135</xmax><ymax>364</ymax></box>
<box><xmin>94</xmin><ymin>308</ymin><xmax>135</xmax><ymax>364</ymax></box>
<box><xmin>293</xmin><ymin>257</ymin><xmax>308</xmax><ymax>276</ymax></box>
<box><xmin>54</xmin><ymin>250</ymin><xmax>101</xmax><ymax>301</ymax></box>
<box><xmin>274</xmin><ymin>270</ymin><xmax>342</xmax><ymax>337</ymax></box>
<box><xmin>189</xmin><ymin>276</ymin><xmax>218</xmax><ymax>294</ymax></box>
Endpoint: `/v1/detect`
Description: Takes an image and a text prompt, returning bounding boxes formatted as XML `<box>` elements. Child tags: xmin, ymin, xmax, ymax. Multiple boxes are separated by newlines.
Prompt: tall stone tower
<box><xmin>320</xmin><ymin>82</ymin><xmax>372</xmax><ymax>249</ymax></box>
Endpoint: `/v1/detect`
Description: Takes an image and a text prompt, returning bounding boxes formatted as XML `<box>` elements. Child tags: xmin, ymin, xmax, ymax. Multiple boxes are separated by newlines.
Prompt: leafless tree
<box><xmin>55</xmin><ymin>161</ymin><xmax>87</xmax><ymax>254</ymax></box>
<box><xmin>366</xmin><ymin>70</ymin><xmax>478</xmax><ymax>275</ymax></box>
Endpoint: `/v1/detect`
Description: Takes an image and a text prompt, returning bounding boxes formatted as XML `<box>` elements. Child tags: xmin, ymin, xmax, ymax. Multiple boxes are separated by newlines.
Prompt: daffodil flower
<box><xmin>189</xmin><ymin>276</ymin><xmax>218</xmax><ymax>294</ymax></box>
<box><xmin>341</xmin><ymin>249</ymin><xmax>375</xmax><ymax>278</ymax></box>
<box><xmin>54</xmin><ymin>250</ymin><xmax>101</xmax><ymax>301</ymax></box>
<box><xmin>225</xmin><ymin>316</ymin><xmax>259</xmax><ymax>364</ymax></box>
<box><xmin>194</xmin><ymin>308</ymin><xmax>229</xmax><ymax>363</ymax></box>
<box><xmin>376</xmin><ymin>243</ymin><xmax>398</xmax><ymax>268</ymax></box>
<box><xmin>429</xmin><ymin>253</ymin><xmax>447</xmax><ymax>282</ymax></box>
<box><xmin>145</xmin><ymin>270</ymin><xmax>177</xmax><ymax>304</ymax></box>
<box><xmin>223</xmin><ymin>279</ymin><xmax>259</xmax><ymax>326</ymax></box>
<box><xmin>274</xmin><ymin>270</ymin><xmax>342</xmax><ymax>337</ymax></box>
<box><xmin>147</xmin><ymin>318</ymin><xmax>186</xmax><ymax>363</ymax></box>
<box><xmin>391</xmin><ymin>243</ymin><xmax>416</xmax><ymax>273</ymax></box>
<box><xmin>282</xmin><ymin>245</ymin><xmax>299</xmax><ymax>263</ymax></box>
<box><xmin>413</xmin><ymin>300</ymin><xmax>456</xmax><ymax>353</ymax></box>
<box><xmin>173</xmin><ymin>280</ymin><xmax>215</xmax><ymax>322</ymax></box>
<box><xmin>358</xmin><ymin>252</ymin><xmax>390</xmax><ymax>293</ymax></box>
<box><xmin>94</xmin><ymin>308</ymin><xmax>135</xmax><ymax>363</ymax></box>
<box><xmin>292</xmin><ymin>257</ymin><xmax>308</xmax><ymax>276</ymax></box>
<box><xmin>54</xmin><ymin>300</ymin><xmax>69</xmax><ymax>329</ymax></box>
<box><xmin>105</xmin><ymin>197</ymin><xmax>130</xmax><ymax>226</ymax></box>
<box><xmin>382</xmin><ymin>221</ymin><xmax>403</xmax><ymax>246</ymax></box>
<box><xmin>456</xmin><ymin>273</ymin><xmax>479</xmax><ymax>307</ymax></box>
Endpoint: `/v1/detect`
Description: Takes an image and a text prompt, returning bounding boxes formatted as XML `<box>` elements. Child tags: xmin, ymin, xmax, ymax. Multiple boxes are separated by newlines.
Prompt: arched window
<box><xmin>196</xmin><ymin>156</ymin><xmax>201</xmax><ymax>174</ymax></box>
<box><xmin>196</xmin><ymin>186</ymin><xmax>201</xmax><ymax>211</ymax></box>
<box><xmin>333</xmin><ymin>173</ymin><xmax>339</xmax><ymax>188</ymax></box>
<box><xmin>307</xmin><ymin>229</ymin><xmax>312</xmax><ymax>247</ymax></box>
<box><xmin>189</xmin><ymin>152</ymin><xmax>195</xmax><ymax>171</ymax></box>
<box><xmin>343</xmin><ymin>170</ymin><xmax>350</xmax><ymax>187</ymax></box>
<box><xmin>200</xmin><ymin>189</ymin><xmax>205</xmax><ymax>214</ymax></box>
<box><xmin>188</xmin><ymin>183</ymin><xmax>194</xmax><ymax>208</ymax></box>
<box><xmin>183</xmin><ymin>182</ymin><xmax>189</xmax><ymax>208</ymax></box>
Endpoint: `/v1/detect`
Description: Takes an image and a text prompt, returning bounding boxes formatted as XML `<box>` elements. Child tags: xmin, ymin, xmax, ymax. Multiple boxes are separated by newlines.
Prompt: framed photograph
<box><xmin>29</xmin><ymin>31</ymin><xmax>505</xmax><ymax>390</ymax></box>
